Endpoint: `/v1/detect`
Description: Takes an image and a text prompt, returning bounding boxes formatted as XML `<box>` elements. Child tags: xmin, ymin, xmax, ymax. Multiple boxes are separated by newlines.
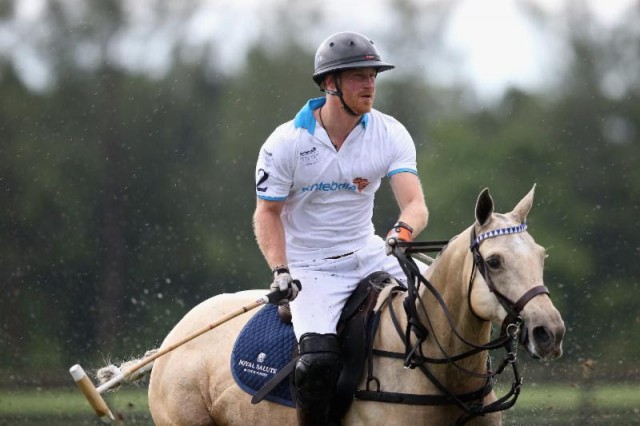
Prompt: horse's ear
<box><xmin>475</xmin><ymin>188</ymin><xmax>494</xmax><ymax>226</ymax></box>
<box><xmin>511</xmin><ymin>184</ymin><xmax>536</xmax><ymax>223</ymax></box>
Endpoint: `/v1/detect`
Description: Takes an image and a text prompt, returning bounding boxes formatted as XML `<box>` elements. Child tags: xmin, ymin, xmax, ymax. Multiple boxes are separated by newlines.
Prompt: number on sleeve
<box><xmin>256</xmin><ymin>169</ymin><xmax>269</xmax><ymax>192</ymax></box>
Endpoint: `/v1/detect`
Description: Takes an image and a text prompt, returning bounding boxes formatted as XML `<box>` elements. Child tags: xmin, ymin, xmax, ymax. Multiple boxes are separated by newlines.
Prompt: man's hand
<box><xmin>385</xmin><ymin>221</ymin><xmax>414</xmax><ymax>255</ymax></box>
<box><xmin>269</xmin><ymin>266</ymin><xmax>300</xmax><ymax>304</ymax></box>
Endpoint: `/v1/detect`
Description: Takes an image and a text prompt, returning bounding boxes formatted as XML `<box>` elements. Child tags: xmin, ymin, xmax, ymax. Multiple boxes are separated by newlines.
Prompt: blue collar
<box><xmin>293</xmin><ymin>97</ymin><xmax>369</xmax><ymax>135</ymax></box>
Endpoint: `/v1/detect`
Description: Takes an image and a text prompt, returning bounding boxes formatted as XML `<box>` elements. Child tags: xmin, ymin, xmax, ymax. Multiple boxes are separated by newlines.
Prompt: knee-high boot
<box><xmin>292</xmin><ymin>333</ymin><xmax>343</xmax><ymax>426</ymax></box>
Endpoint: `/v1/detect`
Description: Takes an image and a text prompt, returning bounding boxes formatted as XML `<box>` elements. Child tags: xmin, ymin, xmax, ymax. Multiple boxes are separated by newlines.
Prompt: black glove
<box><xmin>269</xmin><ymin>265</ymin><xmax>300</xmax><ymax>304</ymax></box>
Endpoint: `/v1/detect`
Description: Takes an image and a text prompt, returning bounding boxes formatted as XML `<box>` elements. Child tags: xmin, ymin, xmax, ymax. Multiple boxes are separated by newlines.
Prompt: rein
<box><xmin>355</xmin><ymin>224</ymin><xmax>547</xmax><ymax>425</ymax></box>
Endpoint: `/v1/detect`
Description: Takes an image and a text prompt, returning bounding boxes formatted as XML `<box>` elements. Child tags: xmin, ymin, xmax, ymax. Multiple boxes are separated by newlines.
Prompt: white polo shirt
<box><xmin>255</xmin><ymin>97</ymin><xmax>418</xmax><ymax>262</ymax></box>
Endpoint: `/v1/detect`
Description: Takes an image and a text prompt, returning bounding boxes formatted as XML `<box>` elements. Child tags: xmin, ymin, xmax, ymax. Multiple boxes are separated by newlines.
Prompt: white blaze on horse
<box><xmin>94</xmin><ymin>186</ymin><xmax>565</xmax><ymax>425</ymax></box>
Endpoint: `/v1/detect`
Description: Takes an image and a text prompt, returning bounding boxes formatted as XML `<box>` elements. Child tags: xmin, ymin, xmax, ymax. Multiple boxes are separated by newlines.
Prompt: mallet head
<box><xmin>69</xmin><ymin>364</ymin><xmax>115</xmax><ymax>422</ymax></box>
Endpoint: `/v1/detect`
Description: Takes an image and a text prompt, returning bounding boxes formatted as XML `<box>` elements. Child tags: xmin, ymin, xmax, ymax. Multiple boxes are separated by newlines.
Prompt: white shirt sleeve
<box><xmin>255</xmin><ymin>125</ymin><xmax>296</xmax><ymax>201</ymax></box>
<box><xmin>386</xmin><ymin>120</ymin><xmax>418</xmax><ymax>177</ymax></box>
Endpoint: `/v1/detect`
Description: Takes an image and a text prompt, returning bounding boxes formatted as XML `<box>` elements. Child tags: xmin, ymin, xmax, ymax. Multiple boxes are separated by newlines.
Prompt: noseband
<box><xmin>469</xmin><ymin>223</ymin><xmax>549</xmax><ymax>335</ymax></box>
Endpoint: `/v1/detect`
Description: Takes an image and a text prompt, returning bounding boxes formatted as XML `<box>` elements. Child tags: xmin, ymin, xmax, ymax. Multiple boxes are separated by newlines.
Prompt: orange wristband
<box><xmin>391</xmin><ymin>221</ymin><xmax>414</xmax><ymax>241</ymax></box>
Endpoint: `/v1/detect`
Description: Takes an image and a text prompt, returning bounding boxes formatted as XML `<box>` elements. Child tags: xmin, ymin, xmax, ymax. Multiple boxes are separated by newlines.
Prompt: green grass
<box><xmin>497</xmin><ymin>383</ymin><xmax>640</xmax><ymax>425</ymax></box>
<box><xmin>1</xmin><ymin>383</ymin><xmax>639</xmax><ymax>425</ymax></box>
<box><xmin>0</xmin><ymin>387</ymin><xmax>149</xmax><ymax>415</ymax></box>
<box><xmin>517</xmin><ymin>383</ymin><xmax>640</xmax><ymax>408</ymax></box>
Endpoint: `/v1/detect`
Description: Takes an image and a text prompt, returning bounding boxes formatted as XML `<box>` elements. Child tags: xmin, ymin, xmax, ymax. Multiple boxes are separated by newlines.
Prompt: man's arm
<box><xmin>253</xmin><ymin>198</ymin><xmax>300</xmax><ymax>302</ymax></box>
<box><xmin>253</xmin><ymin>197</ymin><xmax>288</xmax><ymax>269</ymax></box>
<box><xmin>389</xmin><ymin>172</ymin><xmax>429</xmax><ymax>237</ymax></box>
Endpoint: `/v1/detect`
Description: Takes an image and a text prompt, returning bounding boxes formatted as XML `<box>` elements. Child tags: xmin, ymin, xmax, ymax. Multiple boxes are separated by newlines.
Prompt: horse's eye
<box><xmin>486</xmin><ymin>257</ymin><xmax>500</xmax><ymax>269</ymax></box>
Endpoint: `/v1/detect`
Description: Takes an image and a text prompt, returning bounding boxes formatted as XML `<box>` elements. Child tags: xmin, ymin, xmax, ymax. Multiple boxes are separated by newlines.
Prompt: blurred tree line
<box><xmin>0</xmin><ymin>0</ymin><xmax>638</xmax><ymax>385</ymax></box>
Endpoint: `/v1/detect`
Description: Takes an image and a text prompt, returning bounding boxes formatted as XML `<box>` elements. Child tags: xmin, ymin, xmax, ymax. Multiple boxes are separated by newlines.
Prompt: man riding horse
<box><xmin>253</xmin><ymin>31</ymin><xmax>429</xmax><ymax>425</ymax></box>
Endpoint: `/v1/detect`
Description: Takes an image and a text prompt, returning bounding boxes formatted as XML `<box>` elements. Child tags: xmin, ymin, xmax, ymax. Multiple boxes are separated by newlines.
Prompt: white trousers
<box><xmin>288</xmin><ymin>235</ymin><xmax>427</xmax><ymax>341</ymax></box>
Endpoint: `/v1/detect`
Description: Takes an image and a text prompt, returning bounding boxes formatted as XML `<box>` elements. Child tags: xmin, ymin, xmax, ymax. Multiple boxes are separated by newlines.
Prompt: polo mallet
<box><xmin>69</xmin><ymin>288</ymin><xmax>292</xmax><ymax>422</ymax></box>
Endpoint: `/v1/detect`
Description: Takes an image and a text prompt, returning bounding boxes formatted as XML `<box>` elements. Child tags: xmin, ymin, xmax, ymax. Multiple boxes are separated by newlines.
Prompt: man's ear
<box><xmin>323</xmin><ymin>73</ymin><xmax>336</xmax><ymax>91</ymax></box>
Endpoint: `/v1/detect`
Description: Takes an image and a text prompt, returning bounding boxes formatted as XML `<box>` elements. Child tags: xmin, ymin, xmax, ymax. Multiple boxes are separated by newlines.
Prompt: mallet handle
<box><xmin>97</xmin><ymin>292</ymin><xmax>279</xmax><ymax>392</ymax></box>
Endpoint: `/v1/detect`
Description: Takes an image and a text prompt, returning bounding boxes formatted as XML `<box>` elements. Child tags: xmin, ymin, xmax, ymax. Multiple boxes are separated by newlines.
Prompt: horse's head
<box><xmin>468</xmin><ymin>185</ymin><xmax>565</xmax><ymax>361</ymax></box>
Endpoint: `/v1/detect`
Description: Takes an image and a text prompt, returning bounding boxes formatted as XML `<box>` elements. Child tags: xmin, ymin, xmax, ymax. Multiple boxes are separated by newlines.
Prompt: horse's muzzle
<box><xmin>529</xmin><ymin>322</ymin><xmax>565</xmax><ymax>360</ymax></box>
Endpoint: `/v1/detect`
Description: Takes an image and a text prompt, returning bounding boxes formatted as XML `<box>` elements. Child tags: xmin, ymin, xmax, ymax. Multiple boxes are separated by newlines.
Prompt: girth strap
<box><xmin>355</xmin><ymin>380</ymin><xmax>492</xmax><ymax>406</ymax></box>
<box><xmin>251</xmin><ymin>357</ymin><xmax>298</xmax><ymax>405</ymax></box>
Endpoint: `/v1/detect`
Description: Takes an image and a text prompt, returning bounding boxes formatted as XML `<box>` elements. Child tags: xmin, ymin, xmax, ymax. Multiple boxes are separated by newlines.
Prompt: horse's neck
<box><xmin>425</xmin><ymin>229</ymin><xmax>474</xmax><ymax>320</ymax></box>
<box><xmin>420</xmin><ymin>228</ymin><xmax>492</xmax><ymax>383</ymax></box>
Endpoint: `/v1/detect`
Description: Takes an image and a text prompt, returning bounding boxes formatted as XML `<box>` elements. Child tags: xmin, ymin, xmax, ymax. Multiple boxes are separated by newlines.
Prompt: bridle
<box><xmin>469</xmin><ymin>223</ymin><xmax>550</xmax><ymax>337</ymax></box>
<box><xmin>354</xmin><ymin>223</ymin><xmax>551</xmax><ymax>425</ymax></box>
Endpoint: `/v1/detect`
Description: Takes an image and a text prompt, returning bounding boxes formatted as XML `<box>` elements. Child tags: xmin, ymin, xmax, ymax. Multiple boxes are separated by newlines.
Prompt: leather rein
<box><xmin>354</xmin><ymin>223</ymin><xmax>550</xmax><ymax>425</ymax></box>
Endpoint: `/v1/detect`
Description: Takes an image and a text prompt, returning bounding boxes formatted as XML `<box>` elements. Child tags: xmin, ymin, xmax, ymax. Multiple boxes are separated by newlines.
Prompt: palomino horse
<box><xmin>142</xmin><ymin>186</ymin><xmax>565</xmax><ymax>425</ymax></box>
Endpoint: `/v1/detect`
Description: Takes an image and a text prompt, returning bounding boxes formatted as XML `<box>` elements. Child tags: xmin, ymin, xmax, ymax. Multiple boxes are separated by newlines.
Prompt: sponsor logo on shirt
<box><xmin>299</xmin><ymin>146</ymin><xmax>320</xmax><ymax>166</ymax></box>
<box><xmin>300</xmin><ymin>181</ymin><xmax>356</xmax><ymax>193</ymax></box>
<box><xmin>299</xmin><ymin>147</ymin><xmax>317</xmax><ymax>157</ymax></box>
<box><xmin>260</xmin><ymin>148</ymin><xmax>274</xmax><ymax>168</ymax></box>
<box><xmin>353</xmin><ymin>177</ymin><xmax>369</xmax><ymax>192</ymax></box>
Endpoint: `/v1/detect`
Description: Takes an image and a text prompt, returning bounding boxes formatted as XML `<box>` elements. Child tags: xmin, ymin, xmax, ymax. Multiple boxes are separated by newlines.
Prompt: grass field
<box><xmin>1</xmin><ymin>383</ymin><xmax>639</xmax><ymax>425</ymax></box>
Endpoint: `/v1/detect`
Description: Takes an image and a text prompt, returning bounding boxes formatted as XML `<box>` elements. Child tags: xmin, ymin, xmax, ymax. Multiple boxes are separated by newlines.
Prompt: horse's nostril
<box><xmin>532</xmin><ymin>326</ymin><xmax>552</xmax><ymax>350</ymax></box>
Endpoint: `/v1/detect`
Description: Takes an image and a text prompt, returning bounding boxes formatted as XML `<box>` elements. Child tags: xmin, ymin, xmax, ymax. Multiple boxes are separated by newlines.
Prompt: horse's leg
<box><xmin>149</xmin><ymin>348</ymin><xmax>215</xmax><ymax>426</ymax></box>
<box><xmin>452</xmin><ymin>390</ymin><xmax>501</xmax><ymax>426</ymax></box>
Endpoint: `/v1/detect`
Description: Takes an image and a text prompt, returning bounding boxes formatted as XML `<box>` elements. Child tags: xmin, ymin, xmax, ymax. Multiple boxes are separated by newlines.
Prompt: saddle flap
<box><xmin>230</xmin><ymin>304</ymin><xmax>296</xmax><ymax>407</ymax></box>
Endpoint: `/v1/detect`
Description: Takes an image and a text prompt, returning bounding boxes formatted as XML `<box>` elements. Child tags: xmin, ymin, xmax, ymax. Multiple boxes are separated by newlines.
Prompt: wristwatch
<box><xmin>393</xmin><ymin>221</ymin><xmax>414</xmax><ymax>234</ymax></box>
<box><xmin>272</xmin><ymin>265</ymin><xmax>290</xmax><ymax>276</ymax></box>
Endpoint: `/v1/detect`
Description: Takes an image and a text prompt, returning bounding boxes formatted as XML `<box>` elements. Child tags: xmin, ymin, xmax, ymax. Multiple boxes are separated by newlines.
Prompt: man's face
<box><xmin>332</xmin><ymin>67</ymin><xmax>377</xmax><ymax>114</ymax></box>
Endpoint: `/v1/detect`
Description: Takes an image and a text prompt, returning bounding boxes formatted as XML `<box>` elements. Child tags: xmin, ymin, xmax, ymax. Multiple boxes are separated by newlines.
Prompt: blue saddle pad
<box><xmin>230</xmin><ymin>303</ymin><xmax>296</xmax><ymax>407</ymax></box>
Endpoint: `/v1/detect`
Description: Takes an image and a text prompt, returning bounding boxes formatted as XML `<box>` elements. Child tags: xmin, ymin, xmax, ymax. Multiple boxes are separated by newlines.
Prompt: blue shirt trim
<box><xmin>257</xmin><ymin>194</ymin><xmax>288</xmax><ymax>202</ymax></box>
<box><xmin>293</xmin><ymin>97</ymin><xmax>369</xmax><ymax>135</ymax></box>
<box><xmin>387</xmin><ymin>168</ymin><xmax>418</xmax><ymax>178</ymax></box>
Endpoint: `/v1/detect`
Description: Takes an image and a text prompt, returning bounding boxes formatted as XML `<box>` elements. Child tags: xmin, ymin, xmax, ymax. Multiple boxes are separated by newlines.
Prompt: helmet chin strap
<box><xmin>322</xmin><ymin>74</ymin><xmax>360</xmax><ymax>117</ymax></box>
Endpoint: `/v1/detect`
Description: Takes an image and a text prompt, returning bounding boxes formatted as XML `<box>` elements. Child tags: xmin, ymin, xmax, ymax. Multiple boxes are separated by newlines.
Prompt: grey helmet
<box><xmin>312</xmin><ymin>32</ymin><xmax>395</xmax><ymax>86</ymax></box>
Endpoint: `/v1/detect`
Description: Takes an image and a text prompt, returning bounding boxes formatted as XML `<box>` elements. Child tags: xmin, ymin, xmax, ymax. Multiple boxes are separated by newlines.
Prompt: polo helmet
<box><xmin>312</xmin><ymin>32</ymin><xmax>395</xmax><ymax>86</ymax></box>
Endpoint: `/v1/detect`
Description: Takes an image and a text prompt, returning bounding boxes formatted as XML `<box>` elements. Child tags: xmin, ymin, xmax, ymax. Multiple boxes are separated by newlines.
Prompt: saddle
<box><xmin>230</xmin><ymin>271</ymin><xmax>399</xmax><ymax>414</ymax></box>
